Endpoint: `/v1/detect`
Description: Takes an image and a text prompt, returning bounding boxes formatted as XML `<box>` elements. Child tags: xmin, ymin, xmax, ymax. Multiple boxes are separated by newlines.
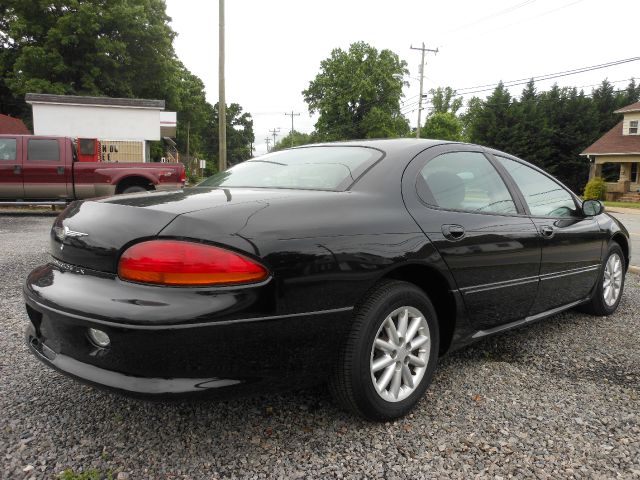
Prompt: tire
<box><xmin>121</xmin><ymin>185</ymin><xmax>147</xmax><ymax>194</ymax></box>
<box><xmin>580</xmin><ymin>242</ymin><xmax>625</xmax><ymax>316</ymax></box>
<box><xmin>330</xmin><ymin>280</ymin><xmax>439</xmax><ymax>421</ymax></box>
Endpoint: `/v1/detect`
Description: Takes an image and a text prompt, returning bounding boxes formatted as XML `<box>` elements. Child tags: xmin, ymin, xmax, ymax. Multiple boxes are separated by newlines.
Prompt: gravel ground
<box><xmin>1</xmin><ymin>215</ymin><xmax>639</xmax><ymax>479</ymax></box>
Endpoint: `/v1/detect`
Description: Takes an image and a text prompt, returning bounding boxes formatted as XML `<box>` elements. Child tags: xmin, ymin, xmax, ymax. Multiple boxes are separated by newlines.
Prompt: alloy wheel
<box><xmin>369</xmin><ymin>306</ymin><xmax>431</xmax><ymax>402</ymax></box>
<box><xmin>603</xmin><ymin>252</ymin><xmax>623</xmax><ymax>307</ymax></box>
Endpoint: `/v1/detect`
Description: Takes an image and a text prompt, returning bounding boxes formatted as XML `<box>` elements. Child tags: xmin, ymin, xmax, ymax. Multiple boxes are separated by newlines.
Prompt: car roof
<box><xmin>300</xmin><ymin>138</ymin><xmax>459</xmax><ymax>157</ymax></box>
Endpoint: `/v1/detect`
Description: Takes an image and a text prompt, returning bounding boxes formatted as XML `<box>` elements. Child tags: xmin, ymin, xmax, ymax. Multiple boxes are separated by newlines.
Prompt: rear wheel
<box><xmin>121</xmin><ymin>185</ymin><xmax>147</xmax><ymax>194</ymax></box>
<box><xmin>580</xmin><ymin>242</ymin><xmax>625</xmax><ymax>316</ymax></box>
<box><xmin>330</xmin><ymin>280</ymin><xmax>439</xmax><ymax>421</ymax></box>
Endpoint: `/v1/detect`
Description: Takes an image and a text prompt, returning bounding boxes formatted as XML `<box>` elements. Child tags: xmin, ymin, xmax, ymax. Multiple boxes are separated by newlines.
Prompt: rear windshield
<box><xmin>198</xmin><ymin>146</ymin><xmax>382</xmax><ymax>191</ymax></box>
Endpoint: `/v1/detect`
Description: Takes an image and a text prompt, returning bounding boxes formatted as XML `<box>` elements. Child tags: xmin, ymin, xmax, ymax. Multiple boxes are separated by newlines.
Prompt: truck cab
<box><xmin>0</xmin><ymin>135</ymin><xmax>72</xmax><ymax>200</ymax></box>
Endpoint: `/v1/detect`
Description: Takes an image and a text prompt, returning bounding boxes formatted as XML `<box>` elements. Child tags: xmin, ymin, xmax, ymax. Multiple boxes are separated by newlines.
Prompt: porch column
<box><xmin>588</xmin><ymin>160</ymin><xmax>602</xmax><ymax>180</ymax></box>
<box><xmin>618</xmin><ymin>163</ymin><xmax>631</xmax><ymax>192</ymax></box>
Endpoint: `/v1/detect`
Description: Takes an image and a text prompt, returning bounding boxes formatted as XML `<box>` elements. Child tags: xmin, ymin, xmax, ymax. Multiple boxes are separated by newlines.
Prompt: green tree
<box><xmin>2</xmin><ymin>0</ymin><xmax>178</xmax><ymax>110</ymax></box>
<box><xmin>303</xmin><ymin>41</ymin><xmax>409</xmax><ymax>139</ymax></box>
<box><xmin>422</xmin><ymin>112</ymin><xmax>463</xmax><ymax>141</ymax></box>
<box><xmin>272</xmin><ymin>130</ymin><xmax>316</xmax><ymax>151</ymax></box>
<box><xmin>466</xmin><ymin>81</ymin><xmax>515</xmax><ymax>149</ymax></box>
<box><xmin>429</xmin><ymin>87</ymin><xmax>463</xmax><ymax>115</ymax></box>
<box><xmin>201</xmin><ymin>103</ymin><xmax>254</xmax><ymax>167</ymax></box>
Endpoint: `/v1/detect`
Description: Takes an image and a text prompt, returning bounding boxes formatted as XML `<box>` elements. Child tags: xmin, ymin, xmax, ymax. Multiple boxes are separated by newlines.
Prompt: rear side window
<box><xmin>199</xmin><ymin>146</ymin><xmax>382</xmax><ymax>191</ymax></box>
<box><xmin>496</xmin><ymin>156</ymin><xmax>577</xmax><ymax>217</ymax></box>
<box><xmin>27</xmin><ymin>139</ymin><xmax>60</xmax><ymax>161</ymax></box>
<box><xmin>0</xmin><ymin>138</ymin><xmax>16</xmax><ymax>160</ymax></box>
<box><xmin>417</xmin><ymin>151</ymin><xmax>517</xmax><ymax>215</ymax></box>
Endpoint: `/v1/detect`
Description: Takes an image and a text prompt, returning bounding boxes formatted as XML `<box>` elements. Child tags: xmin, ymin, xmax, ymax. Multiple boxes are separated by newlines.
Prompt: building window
<box><xmin>632</xmin><ymin>162</ymin><xmax>639</xmax><ymax>183</ymax></box>
<box><xmin>630</xmin><ymin>120</ymin><xmax>639</xmax><ymax>135</ymax></box>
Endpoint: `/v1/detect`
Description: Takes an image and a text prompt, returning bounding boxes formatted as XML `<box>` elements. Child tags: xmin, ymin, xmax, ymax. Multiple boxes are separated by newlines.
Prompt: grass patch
<box><xmin>58</xmin><ymin>469</ymin><xmax>113</xmax><ymax>480</ymax></box>
<box><xmin>604</xmin><ymin>201</ymin><xmax>640</xmax><ymax>209</ymax></box>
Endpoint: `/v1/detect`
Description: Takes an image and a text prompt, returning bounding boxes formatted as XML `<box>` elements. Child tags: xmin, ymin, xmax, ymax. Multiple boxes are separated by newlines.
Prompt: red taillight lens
<box><xmin>179</xmin><ymin>167</ymin><xmax>186</xmax><ymax>184</ymax></box>
<box><xmin>118</xmin><ymin>240</ymin><xmax>268</xmax><ymax>286</ymax></box>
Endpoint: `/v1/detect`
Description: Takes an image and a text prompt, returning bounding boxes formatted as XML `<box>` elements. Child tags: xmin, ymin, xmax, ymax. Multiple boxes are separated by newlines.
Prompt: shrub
<box><xmin>583</xmin><ymin>177</ymin><xmax>607</xmax><ymax>200</ymax></box>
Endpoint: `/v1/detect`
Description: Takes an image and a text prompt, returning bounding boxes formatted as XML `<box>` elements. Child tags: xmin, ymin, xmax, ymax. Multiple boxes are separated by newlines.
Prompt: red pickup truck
<box><xmin>0</xmin><ymin>135</ymin><xmax>185</xmax><ymax>203</ymax></box>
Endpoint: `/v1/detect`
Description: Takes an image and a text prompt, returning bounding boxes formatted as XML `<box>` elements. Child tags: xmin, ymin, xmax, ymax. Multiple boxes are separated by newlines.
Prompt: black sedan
<box><xmin>24</xmin><ymin>139</ymin><xmax>630</xmax><ymax>420</ymax></box>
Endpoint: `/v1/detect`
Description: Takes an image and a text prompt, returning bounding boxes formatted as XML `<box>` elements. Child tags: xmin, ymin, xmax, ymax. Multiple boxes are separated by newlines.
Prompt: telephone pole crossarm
<box><xmin>284</xmin><ymin>111</ymin><xmax>301</xmax><ymax>147</ymax></box>
<box><xmin>269</xmin><ymin>128</ymin><xmax>281</xmax><ymax>149</ymax></box>
<box><xmin>410</xmin><ymin>43</ymin><xmax>438</xmax><ymax>139</ymax></box>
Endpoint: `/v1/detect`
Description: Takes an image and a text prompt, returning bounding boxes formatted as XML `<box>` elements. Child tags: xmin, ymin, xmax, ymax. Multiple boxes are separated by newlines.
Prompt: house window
<box><xmin>632</xmin><ymin>162</ymin><xmax>639</xmax><ymax>183</ymax></box>
<box><xmin>630</xmin><ymin>120</ymin><xmax>639</xmax><ymax>135</ymax></box>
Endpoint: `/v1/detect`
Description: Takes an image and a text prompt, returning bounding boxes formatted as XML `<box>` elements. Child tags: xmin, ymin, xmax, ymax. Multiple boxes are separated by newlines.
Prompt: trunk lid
<box><xmin>50</xmin><ymin>188</ymin><xmax>296</xmax><ymax>272</ymax></box>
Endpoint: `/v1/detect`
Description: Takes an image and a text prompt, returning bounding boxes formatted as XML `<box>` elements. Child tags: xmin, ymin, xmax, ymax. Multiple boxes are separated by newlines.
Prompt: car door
<box><xmin>493</xmin><ymin>154</ymin><xmax>606</xmax><ymax>314</ymax></box>
<box><xmin>0</xmin><ymin>136</ymin><xmax>24</xmax><ymax>199</ymax></box>
<box><xmin>402</xmin><ymin>144</ymin><xmax>541</xmax><ymax>331</ymax></box>
<box><xmin>22</xmin><ymin>137</ymin><xmax>70</xmax><ymax>199</ymax></box>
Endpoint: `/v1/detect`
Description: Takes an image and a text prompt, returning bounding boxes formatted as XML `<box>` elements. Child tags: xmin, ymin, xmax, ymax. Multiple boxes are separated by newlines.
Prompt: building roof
<box><xmin>581</xmin><ymin>121</ymin><xmax>640</xmax><ymax>156</ymax></box>
<box><xmin>0</xmin><ymin>114</ymin><xmax>30</xmax><ymax>134</ymax></box>
<box><xmin>25</xmin><ymin>93</ymin><xmax>165</xmax><ymax>110</ymax></box>
<box><xmin>614</xmin><ymin>101</ymin><xmax>640</xmax><ymax>114</ymax></box>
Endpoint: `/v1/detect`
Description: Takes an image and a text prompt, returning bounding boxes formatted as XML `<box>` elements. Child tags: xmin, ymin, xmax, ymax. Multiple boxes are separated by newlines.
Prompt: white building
<box><xmin>25</xmin><ymin>93</ymin><xmax>177</xmax><ymax>162</ymax></box>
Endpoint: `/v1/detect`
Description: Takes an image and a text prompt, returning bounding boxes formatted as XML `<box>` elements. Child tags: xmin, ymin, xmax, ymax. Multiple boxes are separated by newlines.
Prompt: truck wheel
<box><xmin>121</xmin><ymin>186</ymin><xmax>147</xmax><ymax>194</ymax></box>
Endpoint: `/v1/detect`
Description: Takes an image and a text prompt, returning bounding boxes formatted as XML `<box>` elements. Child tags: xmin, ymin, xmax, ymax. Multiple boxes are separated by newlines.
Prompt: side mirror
<box><xmin>582</xmin><ymin>199</ymin><xmax>604</xmax><ymax>216</ymax></box>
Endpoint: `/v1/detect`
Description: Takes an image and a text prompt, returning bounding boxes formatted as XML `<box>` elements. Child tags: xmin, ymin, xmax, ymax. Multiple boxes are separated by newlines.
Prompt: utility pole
<box><xmin>186</xmin><ymin>121</ymin><xmax>190</xmax><ymax>162</ymax></box>
<box><xmin>284</xmin><ymin>111</ymin><xmax>301</xmax><ymax>147</ymax></box>
<box><xmin>410</xmin><ymin>43</ymin><xmax>438</xmax><ymax>139</ymax></box>
<box><xmin>264</xmin><ymin>137</ymin><xmax>272</xmax><ymax>152</ymax></box>
<box><xmin>218</xmin><ymin>0</ymin><xmax>227</xmax><ymax>172</ymax></box>
<box><xmin>269</xmin><ymin>128</ymin><xmax>281</xmax><ymax>149</ymax></box>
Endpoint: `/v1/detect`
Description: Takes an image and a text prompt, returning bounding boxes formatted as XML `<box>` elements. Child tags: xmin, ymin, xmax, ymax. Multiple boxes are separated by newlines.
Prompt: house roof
<box><xmin>581</xmin><ymin>121</ymin><xmax>640</xmax><ymax>156</ymax></box>
<box><xmin>25</xmin><ymin>93</ymin><xmax>165</xmax><ymax>110</ymax></box>
<box><xmin>614</xmin><ymin>101</ymin><xmax>640</xmax><ymax>114</ymax></box>
<box><xmin>0</xmin><ymin>114</ymin><xmax>30</xmax><ymax>134</ymax></box>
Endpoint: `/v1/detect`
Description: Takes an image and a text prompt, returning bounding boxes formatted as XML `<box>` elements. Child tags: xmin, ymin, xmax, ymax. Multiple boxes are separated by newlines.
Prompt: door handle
<box><xmin>13</xmin><ymin>165</ymin><xmax>21</xmax><ymax>175</ymax></box>
<box><xmin>442</xmin><ymin>224</ymin><xmax>466</xmax><ymax>241</ymax></box>
<box><xmin>57</xmin><ymin>166</ymin><xmax>65</xmax><ymax>175</ymax></box>
<box><xmin>539</xmin><ymin>225</ymin><xmax>554</xmax><ymax>238</ymax></box>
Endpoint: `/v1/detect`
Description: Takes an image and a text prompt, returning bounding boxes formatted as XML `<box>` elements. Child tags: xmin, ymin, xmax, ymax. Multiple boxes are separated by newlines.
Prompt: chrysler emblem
<box><xmin>54</xmin><ymin>226</ymin><xmax>89</xmax><ymax>244</ymax></box>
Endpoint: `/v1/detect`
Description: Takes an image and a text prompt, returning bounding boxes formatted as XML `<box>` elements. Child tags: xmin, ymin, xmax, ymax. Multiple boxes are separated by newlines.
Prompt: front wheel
<box><xmin>580</xmin><ymin>242</ymin><xmax>625</xmax><ymax>316</ymax></box>
<box><xmin>329</xmin><ymin>280</ymin><xmax>439</xmax><ymax>421</ymax></box>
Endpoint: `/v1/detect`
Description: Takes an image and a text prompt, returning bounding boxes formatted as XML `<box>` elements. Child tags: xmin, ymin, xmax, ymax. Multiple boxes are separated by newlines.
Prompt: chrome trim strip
<box><xmin>24</xmin><ymin>296</ymin><xmax>354</xmax><ymax>330</ymax></box>
<box><xmin>471</xmin><ymin>298</ymin><xmax>588</xmax><ymax>339</ymax></box>
<box><xmin>539</xmin><ymin>265</ymin><xmax>600</xmax><ymax>281</ymax></box>
<box><xmin>462</xmin><ymin>264</ymin><xmax>601</xmax><ymax>295</ymax></box>
<box><xmin>461</xmin><ymin>275</ymin><xmax>539</xmax><ymax>295</ymax></box>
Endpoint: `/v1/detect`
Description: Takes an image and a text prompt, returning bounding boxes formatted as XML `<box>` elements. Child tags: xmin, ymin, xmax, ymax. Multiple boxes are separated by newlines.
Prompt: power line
<box><xmin>439</xmin><ymin>0</ymin><xmax>537</xmax><ymax>40</ymax></box>
<box><xmin>442</xmin><ymin>0</ymin><xmax>585</xmax><ymax>49</ymax></box>
<box><xmin>451</xmin><ymin>57</ymin><xmax>640</xmax><ymax>96</ymax></box>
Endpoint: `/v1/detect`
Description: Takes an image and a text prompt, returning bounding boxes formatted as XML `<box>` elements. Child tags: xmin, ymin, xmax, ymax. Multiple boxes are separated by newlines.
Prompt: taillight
<box><xmin>179</xmin><ymin>167</ymin><xmax>186</xmax><ymax>184</ymax></box>
<box><xmin>118</xmin><ymin>240</ymin><xmax>268</xmax><ymax>286</ymax></box>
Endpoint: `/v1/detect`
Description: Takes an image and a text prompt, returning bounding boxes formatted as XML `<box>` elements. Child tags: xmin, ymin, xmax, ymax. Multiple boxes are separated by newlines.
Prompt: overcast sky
<box><xmin>165</xmin><ymin>0</ymin><xmax>638</xmax><ymax>155</ymax></box>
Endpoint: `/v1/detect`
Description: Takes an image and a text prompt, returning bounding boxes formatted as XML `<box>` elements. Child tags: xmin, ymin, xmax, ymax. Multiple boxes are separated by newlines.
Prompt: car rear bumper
<box><xmin>24</xmin><ymin>262</ymin><xmax>353</xmax><ymax>397</ymax></box>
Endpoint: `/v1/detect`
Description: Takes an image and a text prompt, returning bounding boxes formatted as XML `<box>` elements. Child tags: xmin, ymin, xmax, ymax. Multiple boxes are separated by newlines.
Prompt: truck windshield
<box><xmin>198</xmin><ymin>146</ymin><xmax>382</xmax><ymax>191</ymax></box>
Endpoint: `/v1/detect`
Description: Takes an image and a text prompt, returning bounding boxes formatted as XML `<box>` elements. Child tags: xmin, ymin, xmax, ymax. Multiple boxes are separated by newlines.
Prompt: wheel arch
<box><xmin>115</xmin><ymin>175</ymin><xmax>156</xmax><ymax>194</ymax></box>
<box><xmin>611</xmin><ymin>233</ymin><xmax>630</xmax><ymax>271</ymax></box>
<box><xmin>381</xmin><ymin>263</ymin><xmax>458</xmax><ymax>356</ymax></box>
